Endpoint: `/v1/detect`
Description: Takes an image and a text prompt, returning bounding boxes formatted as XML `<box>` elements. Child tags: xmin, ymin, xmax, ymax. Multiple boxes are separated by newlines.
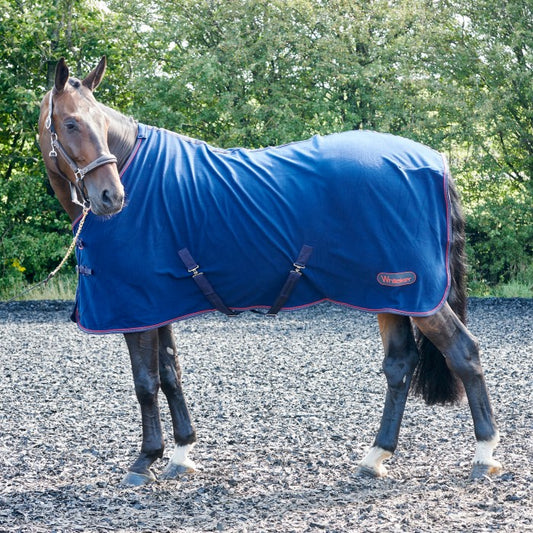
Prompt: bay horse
<box><xmin>38</xmin><ymin>57</ymin><xmax>501</xmax><ymax>486</ymax></box>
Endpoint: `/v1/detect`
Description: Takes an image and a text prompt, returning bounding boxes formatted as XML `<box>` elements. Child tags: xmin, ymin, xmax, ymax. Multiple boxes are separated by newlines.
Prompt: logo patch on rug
<box><xmin>377</xmin><ymin>272</ymin><xmax>417</xmax><ymax>287</ymax></box>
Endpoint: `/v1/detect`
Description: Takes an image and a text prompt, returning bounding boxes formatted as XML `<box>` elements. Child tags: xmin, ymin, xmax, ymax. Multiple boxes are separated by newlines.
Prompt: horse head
<box><xmin>39</xmin><ymin>57</ymin><xmax>125</xmax><ymax>218</ymax></box>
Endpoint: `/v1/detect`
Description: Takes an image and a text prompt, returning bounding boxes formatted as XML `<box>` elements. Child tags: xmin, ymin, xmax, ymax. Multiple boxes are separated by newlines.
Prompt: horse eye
<box><xmin>64</xmin><ymin>120</ymin><xmax>78</xmax><ymax>132</ymax></box>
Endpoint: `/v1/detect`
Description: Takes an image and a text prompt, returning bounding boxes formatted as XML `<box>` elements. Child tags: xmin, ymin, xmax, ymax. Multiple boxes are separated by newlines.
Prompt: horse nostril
<box><xmin>101</xmin><ymin>189</ymin><xmax>123</xmax><ymax>208</ymax></box>
<box><xmin>101</xmin><ymin>189</ymin><xmax>113</xmax><ymax>206</ymax></box>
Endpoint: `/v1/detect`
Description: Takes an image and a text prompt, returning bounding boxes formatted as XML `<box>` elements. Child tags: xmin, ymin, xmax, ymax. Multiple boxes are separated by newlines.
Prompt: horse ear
<box><xmin>54</xmin><ymin>57</ymin><xmax>69</xmax><ymax>93</ymax></box>
<box><xmin>82</xmin><ymin>56</ymin><xmax>107</xmax><ymax>91</ymax></box>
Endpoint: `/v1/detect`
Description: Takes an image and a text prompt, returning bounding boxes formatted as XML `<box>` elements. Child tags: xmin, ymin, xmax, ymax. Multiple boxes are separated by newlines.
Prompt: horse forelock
<box><xmin>68</xmin><ymin>77</ymin><xmax>81</xmax><ymax>89</ymax></box>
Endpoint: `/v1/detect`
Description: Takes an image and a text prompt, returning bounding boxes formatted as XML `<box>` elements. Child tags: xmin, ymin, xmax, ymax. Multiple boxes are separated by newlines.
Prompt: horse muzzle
<box><xmin>86</xmin><ymin>179</ymin><xmax>125</xmax><ymax>216</ymax></box>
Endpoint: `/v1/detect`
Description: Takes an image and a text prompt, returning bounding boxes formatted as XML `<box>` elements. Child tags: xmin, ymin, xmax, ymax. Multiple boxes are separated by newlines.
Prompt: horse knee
<box><xmin>159</xmin><ymin>348</ymin><xmax>183</xmax><ymax>392</ymax></box>
<box><xmin>382</xmin><ymin>351</ymin><xmax>418</xmax><ymax>390</ymax></box>
<box><xmin>158</xmin><ymin>331</ymin><xmax>182</xmax><ymax>391</ymax></box>
<box><xmin>380</xmin><ymin>319</ymin><xmax>418</xmax><ymax>390</ymax></box>
<box><xmin>134</xmin><ymin>374</ymin><xmax>160</xmax><ymax>405</ymax></box>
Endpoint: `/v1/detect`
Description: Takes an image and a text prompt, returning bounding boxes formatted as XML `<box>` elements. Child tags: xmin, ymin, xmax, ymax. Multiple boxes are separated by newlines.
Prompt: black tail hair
<box><xmin>411</xmin><ymin>175</ymin><xmax>466</xmax><ymax>405</ymax></box>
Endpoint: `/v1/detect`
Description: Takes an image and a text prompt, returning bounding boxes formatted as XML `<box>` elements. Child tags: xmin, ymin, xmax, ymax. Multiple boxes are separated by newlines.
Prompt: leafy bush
<box><xmin>0</xmin><ymin>167</ymin><xmax>74</xmax><ymax>297</ymax></box>
<box><xmin>458</xmin><ymin>175</ymin><xmax>533</xmax><ymax>286</ymax></box>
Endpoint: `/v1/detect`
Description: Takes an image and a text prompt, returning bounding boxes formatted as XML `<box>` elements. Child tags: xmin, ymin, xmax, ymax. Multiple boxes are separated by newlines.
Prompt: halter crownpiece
<box><xmin>45</xmin><ymin>89</ymin><xmax>118</xmax><ymax>209</ymax></box>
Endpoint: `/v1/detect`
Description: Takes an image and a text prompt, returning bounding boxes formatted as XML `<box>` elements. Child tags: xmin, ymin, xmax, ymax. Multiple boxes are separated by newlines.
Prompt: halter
<box><xmin>45</xmin><ymin>89</ymin><xmax>118</xmax><ymax>209</ymax></box>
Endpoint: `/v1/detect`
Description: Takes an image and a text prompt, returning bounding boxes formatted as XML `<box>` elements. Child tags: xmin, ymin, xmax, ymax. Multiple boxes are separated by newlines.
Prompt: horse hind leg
<box><xmin>358</xmin><ymin>314</ymin><xmax>419</xmax><ymax>477</ymax></box>
<box><xmin>413</xmin><ymin>303</ymin><xmax>501</xmax><ymax>479</ymax></box>
<box><xmin>156</xmin><ymin>324</ymin><xmax>197</xmax><ymax>480</ymax></box>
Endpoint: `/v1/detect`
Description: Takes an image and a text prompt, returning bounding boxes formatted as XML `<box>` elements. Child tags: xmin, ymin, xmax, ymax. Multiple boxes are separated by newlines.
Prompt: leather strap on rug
<box><xmin>178</xmin><ymin>248</ymin><xmax>239</xmax><ymax>316</ymax></box>
<box><xmin>267</xmin><ymin>245</ymin><xmax>313</xmax><ymax>316</ymax></box>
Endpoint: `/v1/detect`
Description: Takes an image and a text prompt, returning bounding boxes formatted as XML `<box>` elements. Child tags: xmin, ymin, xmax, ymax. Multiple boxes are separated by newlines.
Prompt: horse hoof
<box><xmin>470</xmin><ymin>462</ymin><xmax>502</xmax><ymax>480</ymax></box>
<box><xmin>356</xmin><ymin>465</ymin><xmax>385</xmax><ymax>479</ymax></box>
<box><xmin>160</xmin><ymin>461</ymin><xmax>196</xmax><ymax>480</ymax></box>
<box><xmin>120</xmin><ymin>470</ymin><xmax>156</xmax><ymax>487</ymax></box>
<box><xmin>357</xmin><ymin>447</ymin><xmax>391</xmax><ymax>478</ymax></box>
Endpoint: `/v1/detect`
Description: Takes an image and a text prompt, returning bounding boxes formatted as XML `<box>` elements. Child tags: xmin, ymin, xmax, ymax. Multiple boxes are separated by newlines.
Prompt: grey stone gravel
<box><xmin>0</xmin><ymin>299</ymin><xmax>532</xmax><ymax>532</ymax></box>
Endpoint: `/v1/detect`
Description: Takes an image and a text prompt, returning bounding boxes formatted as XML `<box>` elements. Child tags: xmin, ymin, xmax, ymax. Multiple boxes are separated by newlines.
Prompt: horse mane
<box><xmin>98</xmin><ymin>103</ymin><xmax>138</xmax><ymax>171</ymax></box>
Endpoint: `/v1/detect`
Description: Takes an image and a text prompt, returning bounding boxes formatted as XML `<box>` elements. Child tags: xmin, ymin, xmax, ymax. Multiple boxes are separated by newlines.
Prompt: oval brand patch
<box><xmin>377</xmin><ymin>271</ymin><xmax>417</xmax><ymax>287</ymax></box>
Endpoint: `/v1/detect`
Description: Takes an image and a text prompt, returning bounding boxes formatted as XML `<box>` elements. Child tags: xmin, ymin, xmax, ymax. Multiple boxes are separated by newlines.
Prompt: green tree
<box><xmin>440</xmin><ymin>0</ymin><xmax>533</xmax><ymax>283</ymax></box>
<box><xmin>109</xmin><ymin>0</ymin><xmax>459</xmax><ymax>146</ymax></box>
<box><xmin>453</xmin><ymin>0</ymin><xmax>532</xmax><ymax>188</ymax></box>
<box><xmin>0</xmin><ymin>0</ymin><xmax>138</xmax><ymax>293</ymax></box>
<box><xmin>1</xmin><ymin>0</ymin><xmax>531</xmax><ymax>295</ymax></box>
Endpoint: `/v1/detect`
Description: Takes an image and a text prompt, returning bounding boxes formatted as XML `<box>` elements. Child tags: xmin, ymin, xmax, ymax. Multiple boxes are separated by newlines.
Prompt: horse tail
<box><xmin>411</xmin><ymin>173</ymin><xmax>466</xmax><ymax>406</ymax></box>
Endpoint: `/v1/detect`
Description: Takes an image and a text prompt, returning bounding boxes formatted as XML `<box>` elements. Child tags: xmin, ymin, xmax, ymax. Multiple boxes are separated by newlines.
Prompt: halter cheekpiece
<box><xmin>45</xmin><ymin>89</ymin><xmax>118</xmax><ymax>209</ymax></box>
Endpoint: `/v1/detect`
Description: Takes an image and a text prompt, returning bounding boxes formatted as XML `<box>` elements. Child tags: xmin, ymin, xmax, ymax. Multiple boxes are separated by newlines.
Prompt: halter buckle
<box><xmin>49</xmin><ymin>133</ymin><xmax>58</xmax><ymax>158</ymax></box>
<box><xmin>75</xmin><ymin>168</ymin><xmax>85</xmax><ymax>183</ymax></box>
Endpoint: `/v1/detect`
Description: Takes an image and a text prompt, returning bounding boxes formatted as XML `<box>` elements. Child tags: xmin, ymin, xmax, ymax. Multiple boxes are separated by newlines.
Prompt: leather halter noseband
<box><xmin>45</xmin><ymin>89</ymin><xmax>118</xmax><ymax>209</ymax></box>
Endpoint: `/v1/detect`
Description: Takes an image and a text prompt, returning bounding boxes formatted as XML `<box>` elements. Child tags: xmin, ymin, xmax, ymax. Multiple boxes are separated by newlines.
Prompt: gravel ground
<box><xmin>0</xmin><ymin>298</ymin><xmax>531</xmax><ymax>532</ymax></box>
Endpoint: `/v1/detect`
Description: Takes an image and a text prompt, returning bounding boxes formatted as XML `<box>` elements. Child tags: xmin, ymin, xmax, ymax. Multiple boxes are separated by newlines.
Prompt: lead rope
<box><xmin>2</xmin><ymin>207</ymin><xmax>90</xmax><ymax>304</ymax></box>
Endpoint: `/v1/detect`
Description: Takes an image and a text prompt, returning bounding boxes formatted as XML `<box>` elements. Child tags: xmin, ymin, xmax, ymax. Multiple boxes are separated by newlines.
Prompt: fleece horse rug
<box><xmin>72</xmin><ymin>125</ymin><xmax>451</xmax><ymax>333</ymax></box>
<box><xmin>39</xmin><ymin>58</ymin><xmax>505</xmax><ymax>486</ymax></box>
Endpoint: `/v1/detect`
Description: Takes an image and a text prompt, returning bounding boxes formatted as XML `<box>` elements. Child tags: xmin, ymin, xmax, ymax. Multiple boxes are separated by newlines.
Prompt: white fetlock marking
<box><xmin>360</xmin><ymin>446</ymin><xmax>392</xmax><ymax>477</ymax></box>
<box><xmin>473</xmin><ymin>433</ymin><xmax>501</xmax><ymax>468</ymax></box>
<box><xmin>170</xmin><ymin>443</ymin><xmax>197</xmax><ymax>470</ymax></box>
<box><xmin>166</xmin><ymin>347</ymin><xmax>175</xmax><ymax>355</ymax></box>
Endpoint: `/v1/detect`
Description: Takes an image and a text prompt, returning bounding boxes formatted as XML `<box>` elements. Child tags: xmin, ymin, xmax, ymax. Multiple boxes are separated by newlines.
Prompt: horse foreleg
<box><xmin>156</xmin><ymin>324</ymin><xmax>198</xmax><ymax>479</ymax></box>
<box><xmin>122</xmin><ymin>329</ymin><xmax>164</xmax><ymax>486</ymax></box>
<box><xmin>413</xmin><ymin>303</ymin><xmax>501</xmax><ymax>479</ymax></box>
<box><xmin>359</xmin><ymin>314</ymin><xmax>419</xmax><ymax>477</ymax></box>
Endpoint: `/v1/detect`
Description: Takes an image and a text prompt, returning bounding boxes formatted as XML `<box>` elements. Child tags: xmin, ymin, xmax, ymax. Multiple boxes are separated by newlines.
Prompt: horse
<box><xmin>37</xmin><ymin>57</ymin><xmax>501</xmax><ymax>486</ymax></box>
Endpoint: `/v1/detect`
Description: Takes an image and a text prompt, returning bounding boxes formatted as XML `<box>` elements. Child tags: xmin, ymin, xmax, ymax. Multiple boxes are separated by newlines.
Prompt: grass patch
<box><xmin>469</xmin><ymin>280</ymin><xmax>532</xmax><ymax>298</ymax></box>
<box><xmin>1</xmin><ymin>271</ymin><xmax>77</xmax><ymax>302</ymax></box>
<box><xmin>468</xmin><ymin>264</ymin><xmax>533</xmax><ymax>298</ymax></box>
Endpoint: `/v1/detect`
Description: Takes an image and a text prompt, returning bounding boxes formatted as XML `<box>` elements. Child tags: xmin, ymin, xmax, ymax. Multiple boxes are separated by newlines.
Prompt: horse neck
<box><xmin>100</xmin><ymin>104</ymin><xmax>138</xmax><ymax>171</ymax></box>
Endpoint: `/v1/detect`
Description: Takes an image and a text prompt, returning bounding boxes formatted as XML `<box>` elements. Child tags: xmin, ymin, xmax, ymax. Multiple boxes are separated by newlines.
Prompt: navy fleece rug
<box><xmin>72</xmin><ymin>124</ymin><xmax>451</xmax><ymax>333</ymax></box>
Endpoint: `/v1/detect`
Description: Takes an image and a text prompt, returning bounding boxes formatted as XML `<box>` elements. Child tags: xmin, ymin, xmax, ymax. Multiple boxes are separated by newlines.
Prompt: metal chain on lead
<box><xmin>2</xmin><ymin>207</ymin><xmax>90</xmax><ymax>304</ymax></box>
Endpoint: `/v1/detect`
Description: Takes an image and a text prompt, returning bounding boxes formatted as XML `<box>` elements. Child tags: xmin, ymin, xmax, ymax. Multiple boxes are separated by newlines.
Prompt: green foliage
<box><xmin>452</xmin><ymin>0</ymin><xmax>533</xmax><ymax>190</ymax></box>
<box><xmin>0</xmin><ymin>166</ymin><xmax>72</xmax><ymax>293</ymax></box>
<box><xmin>114</xmin><ymin>0</ymin><xmax>469</xmax><ymax>147</ymax></box>
<box><xmin>0</xmin><ymin>0</ymin><xmax>142</xmax><ymax>298</ymax></box>
<box><xmin>459</xmin><ymin>174</ymin><xmax>532</xmax><ymax>286</ymax></box>
<box><xmin>1</xmin><ymin>0</ymin><xmax>532</xmax><ymax>299</ymax></box>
